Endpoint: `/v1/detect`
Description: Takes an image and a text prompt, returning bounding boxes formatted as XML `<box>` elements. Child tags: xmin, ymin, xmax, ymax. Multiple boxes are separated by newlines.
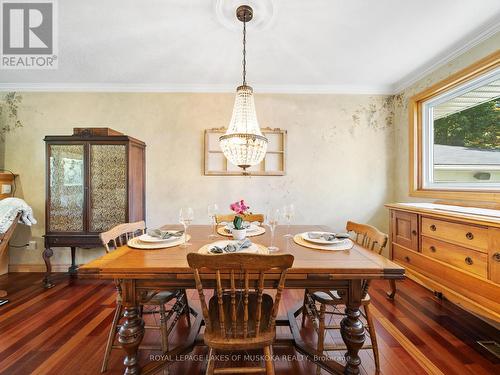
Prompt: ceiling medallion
<box><xmin>214</xmin><ymin>0</ymin><xmax>276</xmax><ymax>31</ymax></box>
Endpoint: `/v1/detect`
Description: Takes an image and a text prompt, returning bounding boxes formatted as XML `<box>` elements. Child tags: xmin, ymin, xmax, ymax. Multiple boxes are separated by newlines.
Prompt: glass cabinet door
<box><xmin>89</xmin><ymin>144</ymin><xmax>127</xmax><ymax>232</ymax></box>
<box><xmin>48</xmin><ymin>144</ymin><xmax>85</xmax><ymax>232</ymax></box>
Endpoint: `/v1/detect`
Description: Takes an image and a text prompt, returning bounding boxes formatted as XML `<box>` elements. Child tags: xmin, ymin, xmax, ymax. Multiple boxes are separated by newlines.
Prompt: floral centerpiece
<box><xmin>229</xmin><ymin>199</ymin><xmax>251</xmax><ymax>240</ymax></box>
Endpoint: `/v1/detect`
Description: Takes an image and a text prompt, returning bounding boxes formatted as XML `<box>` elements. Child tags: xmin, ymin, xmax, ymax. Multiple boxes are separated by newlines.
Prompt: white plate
<box><xmin>301</xmin><ymin>232</ymin><xmax>344</xmax><ymax>245</ymax></box>
<box><xmin>137</xmin><ymin>232</ymin><xmax>182</xmax><ymax>243</ymax></box>
<box><xmin>198</xmin><ymin>240</ymin><xmax>269</xmax><ymax>255</ymax></box>
<box><xmin>224</xmin><ymin>223</ymin><xmax>260</xmax><ymax>233</ymax></box>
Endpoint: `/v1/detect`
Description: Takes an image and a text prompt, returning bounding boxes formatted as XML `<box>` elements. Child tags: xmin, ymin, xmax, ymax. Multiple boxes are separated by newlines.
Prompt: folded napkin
<box><xmin>308</xmin><ymin>232</ymin><xmax>336</xmax><ymax>241</ymax></box>
<box><xmin>209</xmin><ymin>239</ymin><xmax>253</xmax><ymax>254</ymax></box>
<box><xmin>147</xmin><ymin>229</ymin><xmax>184</xmax><ymax>239</ymax></box>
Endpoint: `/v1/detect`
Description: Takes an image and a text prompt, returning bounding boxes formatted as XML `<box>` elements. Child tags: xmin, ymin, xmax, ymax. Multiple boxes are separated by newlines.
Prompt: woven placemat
<box><xmin>293</xmin><ymin>233</ymin><xmax>353</xmax><ymax>251</ymax></box>
<box><xmin>127</xmin><ymin>235</ymin><xmax>191</xmax><ymax>250</ymax></box>
<box><xmin>217</xmin><ymin>225</ymin><xmax>266</xmax><ymax>237</ymax></box>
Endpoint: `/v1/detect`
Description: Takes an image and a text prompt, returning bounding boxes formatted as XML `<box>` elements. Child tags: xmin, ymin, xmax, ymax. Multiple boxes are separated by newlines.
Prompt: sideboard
<box><xmin>386</xmin><ymin>202</ymin><xmax>499</xmax><ymax>322</ymax></box>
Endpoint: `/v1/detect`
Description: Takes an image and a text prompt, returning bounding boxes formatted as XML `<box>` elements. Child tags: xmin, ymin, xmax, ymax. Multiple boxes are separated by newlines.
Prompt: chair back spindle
<box><xmin>215</xmin><ymin>213</ymin><xmax>265</xmax><ymax>225</ymax></box>
<box><xmin>100</xmin><ymin>221</ymin><xmax>146</xmax><ymax>253</ymax></box>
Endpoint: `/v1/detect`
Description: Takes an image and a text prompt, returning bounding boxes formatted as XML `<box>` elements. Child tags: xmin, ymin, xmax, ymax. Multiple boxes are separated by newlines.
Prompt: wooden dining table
<box><xmin>78</xmin><ymin>224</ymin><xmax>404</xmax><ymax>375</ymax></box>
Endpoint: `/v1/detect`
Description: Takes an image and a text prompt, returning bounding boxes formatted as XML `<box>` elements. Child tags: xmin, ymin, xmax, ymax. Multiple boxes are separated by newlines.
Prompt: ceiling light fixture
<box><xmin>219</xmin><ymin>5</ymin><xmax>268</xmax><ymax>172</ymax></box>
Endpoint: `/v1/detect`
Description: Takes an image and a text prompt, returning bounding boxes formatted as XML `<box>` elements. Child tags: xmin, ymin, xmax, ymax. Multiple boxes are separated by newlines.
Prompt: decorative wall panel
<box><xmin>204</xmin><ymin>127</ymin><xmax>286</xmax><ymax>176</ymax></box>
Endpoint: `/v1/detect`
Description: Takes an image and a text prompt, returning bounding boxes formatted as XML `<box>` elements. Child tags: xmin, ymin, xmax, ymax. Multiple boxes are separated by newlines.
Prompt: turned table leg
<box><xmin>119</xmin><ymin>280</ymin><xmax>145</xmax><ymax>375</ymax></box>
<box><xmin>340</xmin><ymin>281</ymin><xmax>365</xmax><ymax>375</ymax></box>
<box><xmin>42</xmin><ymin>247</ymin><xmax>54</xmax><ymax>289</ymax></box>
<box><xmin>68</xmin><ymin>246</ymin><xmax>78</xmax><ymax>276</ymax></box>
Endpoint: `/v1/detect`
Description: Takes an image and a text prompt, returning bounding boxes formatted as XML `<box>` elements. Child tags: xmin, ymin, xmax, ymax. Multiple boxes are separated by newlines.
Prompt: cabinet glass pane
<box><xmin>90</xmin><ymin>144</ymin><xmax>127</xmax><ymax>232</ymax></box>
<box><xmin>49</xmin><ymin>144</ymin><xmax>85</xmax><ymax>232</ymax></box>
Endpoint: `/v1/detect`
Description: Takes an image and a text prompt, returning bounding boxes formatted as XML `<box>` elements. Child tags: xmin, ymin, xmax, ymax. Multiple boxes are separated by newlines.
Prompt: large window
<box><xmin>410</xmin><ymin>51</ymin><xmax>500</xmax><ymax>201</ymax></box>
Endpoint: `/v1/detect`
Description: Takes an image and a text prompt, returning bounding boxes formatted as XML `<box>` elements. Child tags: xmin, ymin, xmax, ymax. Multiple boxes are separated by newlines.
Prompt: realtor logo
<box><xmin>1</xmin><ymin>0</ymin><xmax>57</xmax><ymax>69</ymax></box>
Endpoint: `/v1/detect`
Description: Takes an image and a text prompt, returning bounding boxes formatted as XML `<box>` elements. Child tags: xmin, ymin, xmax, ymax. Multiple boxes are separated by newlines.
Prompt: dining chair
<box><xmin>215</xmin><ymin>213</ymin><xmax>265</xmax><ymax>225</ymax></box>
<box><xmin>100</xmin><ymin>221</ymin><xmax>191</xmax><ymax>373</ymax></box>
<box><xmin>187</xmin><ymin>252</ymin><xmax>294</xmax><ymax>375</ymax></box>
<box><xmin>301</xmin><ymin>221</ymin><xmax>388</xmax><ymax>374</ymax></box>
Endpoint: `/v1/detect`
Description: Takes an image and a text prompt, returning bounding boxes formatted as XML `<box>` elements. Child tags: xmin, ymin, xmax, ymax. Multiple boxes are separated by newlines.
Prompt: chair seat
<box><xmin>311</xmin><ymin>290</ymin><xmax>370</xmax><ymax>305</ymax></box>
<box><xmin>205</xmin><ymin>292</ymin><xmax>275</xmax><ymax>350</ymax></box>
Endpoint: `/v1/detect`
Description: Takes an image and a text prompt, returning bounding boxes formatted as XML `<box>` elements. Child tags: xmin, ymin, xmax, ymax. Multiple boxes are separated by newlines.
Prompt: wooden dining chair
<box><xmin>301</xmin><ymin>221</ymin><xmax>388</xmax><ymax>374</ymax></box>
<box><xmin>215</xmin><ymin>213</ymin><xmax>265</xmax><ymax>225</ymax></box>
<box><xmin>187</xmin><ymin>252</ymin><xmax>294</xmax><ymax>375</ymax></box>
<box><xmin>100</xmin><ymin>221</ymin><xmax>191</xmax><ymax>373</ymax></box>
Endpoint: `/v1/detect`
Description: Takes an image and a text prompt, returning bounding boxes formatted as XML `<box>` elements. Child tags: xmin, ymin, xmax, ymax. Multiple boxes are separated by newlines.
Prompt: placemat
<box><xmin>293</xmin><ymin>233</ymin><xmax>353</xmax><ymax>251</ymax></box>
<box><xmin>217</xmin><ymin>225</ymin><xmax>266</xmax><ymax>237</ymax></box>
<box><xmin>127</xmin><ymin>235</ymin><xmax>191</xmax><ymax>250</ymax></box>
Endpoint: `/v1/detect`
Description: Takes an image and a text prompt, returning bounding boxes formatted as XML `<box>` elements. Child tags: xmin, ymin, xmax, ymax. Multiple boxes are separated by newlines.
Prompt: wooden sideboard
<box><xmin>386</xmin><ymin>203</ymin><xmax>500</xmax><ymax>322</ymax></box>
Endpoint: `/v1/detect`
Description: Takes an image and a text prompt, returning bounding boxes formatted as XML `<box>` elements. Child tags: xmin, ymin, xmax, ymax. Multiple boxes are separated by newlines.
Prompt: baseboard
<box><xmin>9</xmin><ymin>264</ymin><xmax>72</xmax><ymax>273</ymax></box>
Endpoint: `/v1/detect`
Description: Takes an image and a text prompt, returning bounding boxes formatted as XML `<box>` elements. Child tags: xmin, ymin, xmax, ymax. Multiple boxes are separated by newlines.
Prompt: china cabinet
<box><xmin>43</xmin><ymin>128</ymin><xmax>145</xmax><ymax>288</ymax></box>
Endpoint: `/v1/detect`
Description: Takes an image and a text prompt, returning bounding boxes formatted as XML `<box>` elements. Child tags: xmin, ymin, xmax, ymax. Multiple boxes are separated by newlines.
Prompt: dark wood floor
<box><xmin>0</xmin><ymin>273</ymin><xmax>498</xmax><ymax>375</ymax></box>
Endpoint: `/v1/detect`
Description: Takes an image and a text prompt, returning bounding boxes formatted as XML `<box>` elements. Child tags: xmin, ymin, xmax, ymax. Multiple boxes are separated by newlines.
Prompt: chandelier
<box><xmin>219</xmin><ymin>5</ymin><xmax>268</xmax><ymax>171</ymax></box>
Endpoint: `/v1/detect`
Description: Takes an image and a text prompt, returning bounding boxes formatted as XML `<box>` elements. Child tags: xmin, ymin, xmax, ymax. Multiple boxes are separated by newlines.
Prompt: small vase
<box><xmin>232</xmin><ymin>228</ymin><xmax>247</xmax><ymax>240</ymax></box>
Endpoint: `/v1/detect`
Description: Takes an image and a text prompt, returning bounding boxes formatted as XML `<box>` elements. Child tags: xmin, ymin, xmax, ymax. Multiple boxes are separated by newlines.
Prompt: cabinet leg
<box><xmin>42</xmin><ymin>247</ymin><xmax>55</xmax><ymax>289</ymax></box>
<box><xmin>340</xmin><ymin>306</ymin><xmax>365</xmax><ymax>375</ymax></box>
<box><xmin>68</xmin><ymin>246</ymin><xmax>78</xmax><ymax>276</ymax></box>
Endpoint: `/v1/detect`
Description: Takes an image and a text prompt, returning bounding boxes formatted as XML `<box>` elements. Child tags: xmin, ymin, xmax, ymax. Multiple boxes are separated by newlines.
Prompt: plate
<box><xmin>224</xmin><ymin>223</ymin><xmax>260</xmax><ymax>233</ymax></box>
<box><xmin>198</xmin><ymin>240</ymin><xmax>269</xmax><ymax>255</ymax></box>
<box><xmin>127</xmin><ymin>235</ymin><xmax>189</xmax><ymax>249</ymax></box>
<box><xmin>137</xmin><ymin>232</ymin><xmax>182</xmax><ymax>243</ymax></box>
<box><xmin>301</xmin><ymin>231</ymin><xmax>344</xmax><ymax>245</ymax></box>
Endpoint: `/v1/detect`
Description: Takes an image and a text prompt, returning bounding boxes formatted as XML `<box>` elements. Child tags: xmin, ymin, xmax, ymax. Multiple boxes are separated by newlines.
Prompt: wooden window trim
<box><xmin>409</xmin><ymin>50</ymin><xmax>500</xmax><ymax>203</ymax></box>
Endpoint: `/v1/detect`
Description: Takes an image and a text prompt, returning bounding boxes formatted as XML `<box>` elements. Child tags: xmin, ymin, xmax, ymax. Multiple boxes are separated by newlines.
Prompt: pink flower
<box><xmin>230</xmin><ymin>200</ymin><xmax>250</xmax><ymax>215</ymax></box>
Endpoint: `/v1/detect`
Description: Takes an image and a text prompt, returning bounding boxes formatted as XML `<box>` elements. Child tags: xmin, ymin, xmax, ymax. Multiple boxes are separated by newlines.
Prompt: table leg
<box><xmin>42</xmin><ymin>247</ymin><xmax>54</xmax><ymax>289</ymax></box>
<box><xmin>340</xmin><ymin>284</ymin><xmax>365</xmax><ymax>375</ymax></box>
<box><xmin>119</xmin><ymin>281</ymin><xmax>145</xmax><ymax>375</ymax></box>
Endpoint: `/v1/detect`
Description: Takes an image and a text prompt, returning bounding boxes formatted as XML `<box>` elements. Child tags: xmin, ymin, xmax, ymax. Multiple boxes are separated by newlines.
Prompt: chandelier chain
<box><xmin>242</xmin><ymin>16</ymin><xmax>246</xmax><ymax>85</ymax></box>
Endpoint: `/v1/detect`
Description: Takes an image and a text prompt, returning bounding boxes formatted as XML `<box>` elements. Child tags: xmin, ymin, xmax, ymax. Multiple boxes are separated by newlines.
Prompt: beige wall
<box><xmin>3</xmin><ymin>92</ymin><xmax>395</xmax><ymax>267</ymax></box>
<box><xmin>392</xmin><ymin>32</ymin><xmax>500</xmax><ymax>202</ymax></box>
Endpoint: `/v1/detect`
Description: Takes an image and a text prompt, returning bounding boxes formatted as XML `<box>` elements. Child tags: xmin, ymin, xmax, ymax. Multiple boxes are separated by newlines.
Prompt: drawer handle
<box><xmin>430</xmin><ymin>246</ymin><xmax>436</xmax><ymax>252</ymax></box>
<box><xmin>411</xmin><ymin>230</ymin><xmax>417</xmax><ymax>236</ymax></box>
<box><xmin>465</xmin><ymin>232</ymin><xmax>474</xmax><ymax>240</ymax></box>
<box><xmin>464</xmin><ymin>257</ymin><xmax>473</xmax><ymax>265</ymax></box>
<box><xmin>493</xmin><ymin>252</ymin><xmax>500</xmax><ymax>262</ymax></box>
<box><xmin>404</xmin><ymin>256</ymin><xmax>411</xmax><ymax>263</ymax></box>
<box><xmin>429</xmin><ymin>224</ymin><xmax>437</xmax><ymax>231</ymax></box>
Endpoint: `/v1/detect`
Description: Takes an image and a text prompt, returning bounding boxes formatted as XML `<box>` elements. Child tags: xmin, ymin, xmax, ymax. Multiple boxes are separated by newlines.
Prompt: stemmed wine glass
<box><xmin>266</xmin><ymin>208</ymin><xmax>281</xmax><ymax>252</ymax></box>
<box><xmin>283</xmin><ymin>204</ymin><xmax>295</xmax><ymax>238</ymax></box>
<box><xmin>179</xmin><ymin>207</ymin><xmax>194</xmax><ymax>248</ymax></box>
<box><xmin>207</xmin><ymin>203</ymin><xmax>218</xmax><ymax>239</ymax></box>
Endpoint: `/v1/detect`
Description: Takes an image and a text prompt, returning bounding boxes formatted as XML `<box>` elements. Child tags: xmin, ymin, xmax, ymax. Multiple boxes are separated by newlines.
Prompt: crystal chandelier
<box><xmin>219</xmin><ymin>5</ymin><xmax>268</xmax><ymax>171</ymax></box>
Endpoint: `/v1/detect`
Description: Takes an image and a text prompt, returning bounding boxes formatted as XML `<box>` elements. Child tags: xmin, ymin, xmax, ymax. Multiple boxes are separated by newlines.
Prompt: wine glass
<box><xmin>207</xmin><ymin>203</ymin><xmax>218</xmax><ymax>239</ymax></box>
<box><xmin>179</xmin><ymin>207</ymin><xmax>194</xmax><ymax>248</ymax></box>
<box><xmin>266</xmin><ymin>208</ymin><xmax>281</xmax><ymax>252</ymax></box>
<box><xmin>283</xmin><ymin>204</ymin><xmax>295</xmax><ymax>238</ymax></box>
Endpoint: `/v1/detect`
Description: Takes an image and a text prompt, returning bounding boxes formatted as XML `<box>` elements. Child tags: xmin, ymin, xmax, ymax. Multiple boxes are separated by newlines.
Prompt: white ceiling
<box><xmin>1</xmin><ymin>0</ymin><xmax>500</xmax><ymax>94</ymax></box>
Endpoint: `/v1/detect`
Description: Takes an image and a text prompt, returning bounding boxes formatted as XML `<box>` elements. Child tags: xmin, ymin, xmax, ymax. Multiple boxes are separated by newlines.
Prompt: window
<box><xmin>410</xmin><ymin>51</ymin><xmax>500</xmax><ymax>201</ymax></box>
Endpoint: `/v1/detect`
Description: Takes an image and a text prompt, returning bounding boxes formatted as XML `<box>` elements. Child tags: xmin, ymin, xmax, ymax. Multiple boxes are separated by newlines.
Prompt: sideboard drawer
<box><xmin>421</xmin><ymin>236</ymin><xmax>487</xmax><ymax>278</ymax></box>
<box><xmin>421</xmin><ymin>217</ymin><xmax>489</xmax><ymax>252</ymax></box>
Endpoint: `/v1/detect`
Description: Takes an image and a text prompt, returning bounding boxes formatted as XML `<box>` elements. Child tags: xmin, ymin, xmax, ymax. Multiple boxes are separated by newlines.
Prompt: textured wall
<box><xmin>4</xmin><ymin>92</ymin><xmax>395</xmax><ymax>267</ymax></box>
<box><xmin>392</xmin><ymin>32</ymin><xmax>500</xmax><ymax>202</ymax></box>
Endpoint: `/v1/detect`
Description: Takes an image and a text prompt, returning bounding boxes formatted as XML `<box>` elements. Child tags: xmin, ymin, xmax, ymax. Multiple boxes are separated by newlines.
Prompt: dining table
<box><xmin>78</xmin><ymin>224</ymin><xmax>405</xmax><ymax>375</ymax></box>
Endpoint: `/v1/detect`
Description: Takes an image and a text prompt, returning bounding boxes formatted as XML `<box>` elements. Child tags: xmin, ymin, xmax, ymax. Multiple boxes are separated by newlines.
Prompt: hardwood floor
<box><xmin>0</xmin><ymin>273</ymin><xmax>498</xmax><ymax>375</ymax></box>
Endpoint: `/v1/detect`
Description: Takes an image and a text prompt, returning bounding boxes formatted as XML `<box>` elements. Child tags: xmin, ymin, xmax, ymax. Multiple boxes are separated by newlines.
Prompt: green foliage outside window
<box><xmin>434</xmin><ymin>99</ymin><xmax>500</xmax><ymax>150</ymax></box>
